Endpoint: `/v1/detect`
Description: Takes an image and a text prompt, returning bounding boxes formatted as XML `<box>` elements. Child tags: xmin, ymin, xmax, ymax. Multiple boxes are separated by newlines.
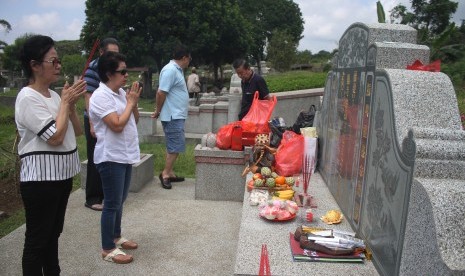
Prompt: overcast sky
<box><xmin>1</xmin><ymin>0</ymin><xmax>464</xmax><ymax>54</ymax></box>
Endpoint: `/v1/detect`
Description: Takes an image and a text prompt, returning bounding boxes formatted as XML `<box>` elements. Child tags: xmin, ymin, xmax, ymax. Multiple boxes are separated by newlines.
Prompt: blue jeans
<box><xmin>96</xmin><ymin>162</ymin><xmax>132</xmax><ymax>250</ymax></box>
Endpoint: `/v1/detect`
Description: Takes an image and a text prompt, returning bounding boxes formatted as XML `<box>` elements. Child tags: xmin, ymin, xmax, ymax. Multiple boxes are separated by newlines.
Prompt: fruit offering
<box><xmin>272</xmin><ymin>189</ymin><xmax>294</xmax><ymax>200</ymax></box>
<box><xmin>261</xmin><ymin>167</ymin><xmax>272</xmax><ymax>177</ymax></box>
<box><xmin>320</xmin><ymin>209</ymin><xmax>343</xmax><ymax>224</ymax></box>
<box><xmin>265</xmin><ymin>178</ymin><xmax>276</xmax><ymax>188</ymax></box>
<box><xmin>254</xmin><ymin>178</ymin><xmax>265</xmax><ymax>187</ymax></box>
<box><xmin>259</xmin><ymin>199</ymin><xmax>298</xmax><ymax>221</ymax></box>
<box><xmin>285</xmin><ymin>177</ymin><xmax>295</xmax><ymax>186</ymax></box>
<box><xmin>247</xmin><ymin>165</ymin><xmax>296</xmax><ymax>192</ymax></box>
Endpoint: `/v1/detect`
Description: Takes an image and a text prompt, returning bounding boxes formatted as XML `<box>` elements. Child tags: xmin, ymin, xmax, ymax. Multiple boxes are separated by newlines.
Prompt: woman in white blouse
<box><xmin>15</xmin><ymin>35</ymin><xmax>86</xmax><ymax>275</ymax></box>
<box><xmin>89</xmin><ymin>51</ymin><xmax>141</xmax><ymax>264</ymax></box>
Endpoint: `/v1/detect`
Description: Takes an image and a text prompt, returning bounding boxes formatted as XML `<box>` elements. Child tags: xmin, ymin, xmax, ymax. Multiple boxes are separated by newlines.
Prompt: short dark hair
<box><xmin>20</xmin><ymin>35</ymin><xmax>55</xmax><ymax>80</ymax></box>
<box><xmin>232</xmin><ymin>59</ymin><xmax>250</xmax><ymax>70</ymax></box>
<box><xmin>100</xmin><ymin>37</ymin><xmax>119</xmax><ymax>52</ymax></box>
<box><xmin>97</xmin><ymin>51</ymin><xmax>126</xmax><ymax>83</ymax></box>
<box><xmin>172</xmin><ymin>44</ymin><xmax>190</xmax><ymax>60</ymax></box>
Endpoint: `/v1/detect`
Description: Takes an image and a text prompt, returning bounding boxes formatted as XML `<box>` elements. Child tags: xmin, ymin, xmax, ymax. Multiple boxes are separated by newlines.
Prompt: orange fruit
<box><xmin>275</xmin><ymin>176</ymin><xmax>286</xmax><ymax>185</ymax></box>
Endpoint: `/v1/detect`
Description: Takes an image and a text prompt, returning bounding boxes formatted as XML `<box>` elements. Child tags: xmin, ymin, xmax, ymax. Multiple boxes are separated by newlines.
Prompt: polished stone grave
<box><xmin>316</xmin><ymin>22</ymin><xmax>464</xmax><ymax>276</ymax></box>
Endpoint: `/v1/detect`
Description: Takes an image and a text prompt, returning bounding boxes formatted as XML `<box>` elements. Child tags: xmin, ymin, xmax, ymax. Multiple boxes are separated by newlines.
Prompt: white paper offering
<box><xmin>300</xmin><ymin>127</ymin><xmax>317</xmax><ymax>138</ymax></box>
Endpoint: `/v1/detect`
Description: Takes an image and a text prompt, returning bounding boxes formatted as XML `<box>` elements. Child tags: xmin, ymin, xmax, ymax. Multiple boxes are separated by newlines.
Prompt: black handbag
<box><xmin>291</xmin><ymin>105</ymin><xmax>316</xmax><ymax>134</ymax></box>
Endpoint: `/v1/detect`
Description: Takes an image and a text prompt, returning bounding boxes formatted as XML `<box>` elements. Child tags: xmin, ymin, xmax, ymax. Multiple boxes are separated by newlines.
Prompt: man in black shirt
<box><xmin>233</xmin><ymin>59</ymin><xmax>271</xmax><ymax>120</ymax></box>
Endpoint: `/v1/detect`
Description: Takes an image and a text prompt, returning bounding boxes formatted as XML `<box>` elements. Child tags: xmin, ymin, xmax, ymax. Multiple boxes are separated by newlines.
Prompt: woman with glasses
<box><xmin>15</xmin><ymin>35</ymin><xmax>87</xmax><ymax>275</ymax></box>
<box><xmin>89</xmin><ymin>51</ymin><xmax>141</xmax><ymax>264</ymax></box>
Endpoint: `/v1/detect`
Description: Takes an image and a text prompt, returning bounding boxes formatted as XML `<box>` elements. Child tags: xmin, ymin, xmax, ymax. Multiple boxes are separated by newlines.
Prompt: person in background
<box><xmin>89</xmin><ymin>51</ymin><xmax>141</xmax><ymax>264</ymax></box>
<box><xmin>83</xmin><ymin>38</ymin><xmax>120</xmax><ymax>211</ymax></box>
<box><xmin>232</xmin><ymin>58</ymin><xmax>271</xmax><ymax>120</ymax></box>
<box><xmin>187</xmin><ymin>67</ymin><xmax>201</xmax><ymax>99</ymax></box>
<box><xmin>15</xmin><ymin>35</ymin><xmax>86</xmax><ymax>275</ymax></box>
<box><xmin>152</xmin><ymin>45</ymin><xmax>191</xmax><ymax>189</ymax></box>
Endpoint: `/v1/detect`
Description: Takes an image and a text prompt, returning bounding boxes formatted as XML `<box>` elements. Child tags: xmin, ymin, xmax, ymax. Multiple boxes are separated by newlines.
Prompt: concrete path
<box><xmin>0</xmin><ymin>178</ymin><xmax>243</xmax><ymax>276</ymax></box>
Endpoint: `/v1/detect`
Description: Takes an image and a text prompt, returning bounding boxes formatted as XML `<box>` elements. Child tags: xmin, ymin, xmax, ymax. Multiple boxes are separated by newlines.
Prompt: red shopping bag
<box><xmin>242</xmin><ymin>91</ymin><xmax>277</xmax><ymax>134</ymax></box>
<box><xmin>216</xmin><ymin>123</ymin><xmax>234</xmax><ymax>149</ymax></box>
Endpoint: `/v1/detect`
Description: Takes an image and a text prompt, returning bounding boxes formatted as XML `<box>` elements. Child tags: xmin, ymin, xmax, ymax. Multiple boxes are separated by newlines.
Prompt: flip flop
<box><xmin>102</xmin><ymin>248</ymin><xmax>133</xmax><ymax>264</ymax></box>
<box><xmin>116</xmin><ymin>237</ymin><xmax>138</xmax><ymax>250</ymax></box>
<box><xmin>169</xmin><ymin>176</ymin><xmax>185</xmax><ymax>182</ymax></box>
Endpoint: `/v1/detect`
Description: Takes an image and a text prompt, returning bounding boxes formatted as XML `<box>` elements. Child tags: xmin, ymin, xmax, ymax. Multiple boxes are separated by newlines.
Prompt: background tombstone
<box><xmin>316</xmin><ymin>22</ymin><xmax>464</xmax><ymax>276</ymax></box>
<box><xmin>229</xmin><ymin>73</ymin><xmax>242</xmax><ymax>94</ymax></box>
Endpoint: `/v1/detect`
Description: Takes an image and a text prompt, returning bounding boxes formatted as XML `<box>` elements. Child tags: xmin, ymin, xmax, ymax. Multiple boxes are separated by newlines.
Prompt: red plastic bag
<box><xmin>240</xmin><ymin>121</ymin><xmax>257</xmax><ymax>133</ymax></box>
<box><xmin>275</xmin><ymin>130</ymin><xmax>304</xmax><ymax>176</ymax></box>
<box><xmin>216</xmin><ymin>123</ymin><xmax>234</xmax><ymax>149</ymax></box>
<box><xmin>242</xmin><ymin>91</ymin><xmax>277</xmax><ymax>133</ymax></box>
<box><xmin>406</xmin><ymin>59</ymin><xmax>441</xmax><ymax>72</ymax></box>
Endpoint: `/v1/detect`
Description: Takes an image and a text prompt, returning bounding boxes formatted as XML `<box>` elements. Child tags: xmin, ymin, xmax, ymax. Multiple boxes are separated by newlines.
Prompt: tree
<box><xmin>81</xmin><ymin>0</ymin><xmax>250</xmax><ymax>85</ymax></box>
<box><xmin>2</xmin><ymin>34</ymin><xmax>34</xmax><ymax>72</ymax></box>
<box><xmin>0</xmin><ymin>19</ymin><xmax>12</xmax><ymax>48</ymax></box>
<box><xmin>266</xmin><ymin>29</ymin><xmax>297</xmax><ymax>71</ymax></box>
<box><xmin>390</xmin><ymin>0</ymin><xmax>458</xmax><ymax>42</ymax></box>
<box><xmin>55</xmin><ymin>40</ymin><xmax>84</xmax><ymax>57</ymax></box>
<box><xmin>389</xmin><ymin>0</ymin><xmax>462</xmax><ymax>63</ymax></box>
<box><xmin>237</xmin><ymin>0</ymin><xmax>304</xmax><ymax>73</ymax></box>
<box><xmin>61</xmin><ymin>54</ymin><xmax>87</xmax><ymax>79</ymax></box>
<box><xmin>184</xmin><ymin>1</ymin><xmax>251</xmax><ymax>83</ymax></box>
<box><xmin>295</xmin><ymin>50</ymin><xmax>312</xmax><ymax>64</ymax></box>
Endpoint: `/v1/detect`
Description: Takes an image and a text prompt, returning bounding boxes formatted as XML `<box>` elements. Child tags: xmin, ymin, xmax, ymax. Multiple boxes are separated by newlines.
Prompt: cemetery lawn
<box><xmin>264</xmin><ymin>70</ymin><xmax>327</xmax><ymax>92</ymax></box>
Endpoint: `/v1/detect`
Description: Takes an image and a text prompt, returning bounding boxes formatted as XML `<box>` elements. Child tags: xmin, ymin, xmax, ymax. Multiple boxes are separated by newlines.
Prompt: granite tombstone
<box><xmin>317</xmin><ymin>22</ymin><xmax>464</xmax><ymax>276</ymax></box>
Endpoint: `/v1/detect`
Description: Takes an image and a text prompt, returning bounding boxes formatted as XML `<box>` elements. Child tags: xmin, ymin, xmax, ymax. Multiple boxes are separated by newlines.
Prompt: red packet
<box><xmin>406</xmin><ymin>59</ymin><xmax>441</xmax><ymax>72</ymax></box>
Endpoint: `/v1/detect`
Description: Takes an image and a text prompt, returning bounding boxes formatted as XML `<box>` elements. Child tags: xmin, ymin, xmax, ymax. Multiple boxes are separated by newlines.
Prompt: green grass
<box><xmin>265</xmin><ymin>71</ymin><xmax>327</xmax><ymax>93</ymax></box>
<box><xmin>0</xmin><ymin>209</ymin><xmax>25</xmax><ymax>238</ymax></box>
<box><xmin>139</xmin><ymin>142</ymin><xmax>196</xmax><ymax>178</ymax></box>
<box><xmin>72</xmin><ymin>125</ymin><xmax>197</xmax><ymax>189</ymax></box>
<box><xmin>138</xmin><ymin>98</ymin><xmax>156</xmax><ymax>112</ymax></box>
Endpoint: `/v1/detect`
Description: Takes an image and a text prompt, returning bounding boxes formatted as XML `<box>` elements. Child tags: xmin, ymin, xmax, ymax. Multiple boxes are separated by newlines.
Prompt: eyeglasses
<box><xmin>42</xmin><ymin>57</ymin><xmax>61</xmax><ymax>67</ymax></box>
<box><xmin>115</xmin><ymin>69</ymin><xmax>128</xmax><ymax>75</ymax></box>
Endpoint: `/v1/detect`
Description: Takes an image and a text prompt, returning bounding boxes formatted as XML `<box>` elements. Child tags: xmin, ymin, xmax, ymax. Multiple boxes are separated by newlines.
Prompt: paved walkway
<box><xmin>0</xmin><ymin>178</ymin><xmax>243</xmax><ymax>276</ymax></box>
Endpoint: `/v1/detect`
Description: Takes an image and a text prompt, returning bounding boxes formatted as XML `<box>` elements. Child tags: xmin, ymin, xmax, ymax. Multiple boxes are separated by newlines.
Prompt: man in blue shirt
<box><xmin>83</xmin><ymin>38</ymin><xmax>119</xmax><ymax>210</ymax></box>
<box><xmin>233</xmin><ymin>59</ymin><xmax>271</xmax><ymax>120</ymax></box>
<box><xmin>152</xmin><ymin>45</ymin><xmax>191</xmax><ymax>189</ymax></box>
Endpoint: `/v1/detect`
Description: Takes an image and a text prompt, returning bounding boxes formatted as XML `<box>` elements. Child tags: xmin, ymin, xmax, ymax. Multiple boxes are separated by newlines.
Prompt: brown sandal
<box><xmin>115</xmin><ymin>237</ymin><xmax>138</xmax><ymax>250</ymax></box>
<box><xmin>102</xmin><ymin>248</ymin><xmax>133</xmax><ymax>264</ymax></box>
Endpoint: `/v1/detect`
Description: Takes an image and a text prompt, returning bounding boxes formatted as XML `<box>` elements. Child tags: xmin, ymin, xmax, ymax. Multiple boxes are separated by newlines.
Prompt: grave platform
<box><xmin>194</xmin><ymin>145</ymin><xmax>248</xmax><ymax>201</ymax></box>
<box><xmin>234</xmin><ymin>172</ymin><xmax>378</xmax><ymax>275</ymax></box>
